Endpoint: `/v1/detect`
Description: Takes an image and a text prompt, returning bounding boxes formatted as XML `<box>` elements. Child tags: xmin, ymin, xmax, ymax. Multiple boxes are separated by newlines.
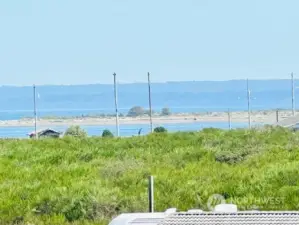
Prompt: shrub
<box><xmin>215</xmin><ymin>151</ymin><xmax>244</xmax><ymax>164</ymax></box>
<box><xmin>3</xmin><ymin>127</ymin><xmax>299</xmax><ymax>224</ymax></box>
<box><xmin>33</xmin><ymin>195</ymin><xmax>120</xmax><ymax>222</ymax></box>
<box><xmin>154</xmin><ymin>126</ymin><xmax>167</xmax><ymax>133</ymax></box>
<box><xmin>102</xmin><ymin>129</ymin><xmax>114</xmax><ymax>138</ymax></box>
<box><xmin>161</xmin><ymin>107</ymin><xmax>171</xmax><ymax>116</ymax></box>
<box><xmin>144</xmin><ymin>109</ymin><xmax>155</xmax><ymax>116</ymax></box>
<box><xmin>127</xmin><ymin>106</ymin><xmax>144</xmax><ymax>117</ymax></box>
<box><xmin>64</xmin><ymin>125</ymin><xmax>87</xmax><ymax>137</ymax></box>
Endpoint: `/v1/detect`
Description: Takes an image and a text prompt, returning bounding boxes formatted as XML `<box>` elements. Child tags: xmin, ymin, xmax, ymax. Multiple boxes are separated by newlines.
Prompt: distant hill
<box><xmin>0</xmin><ymin>79</ymin><xmax>296</xmax><ymax>92</ymax></box>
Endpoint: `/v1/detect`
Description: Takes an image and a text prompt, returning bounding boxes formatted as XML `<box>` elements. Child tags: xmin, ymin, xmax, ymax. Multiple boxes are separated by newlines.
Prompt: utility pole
<box><xmin>148</xmin><ymin>72</ymin><xmax>153</xmax><ymax>133</ymax></box>
<box><xmin>228</xmin><ymin>108</ymin><xmax>231</xmax><ymax>130</ymax></box>
<box><xmin>113</xmin><ymin>73</ymin><xmax>120</xmax><ymax>137</ymax></box>
<box><xmin>148</xmin><ymin>176</ymin><xmax>154</xmax><ymax>212</ymax></box>
<box><xmin>33</xmin><ymin>84</ymin><xmax>38</xmax><ymax>139</ymax></box>
<box><xmin>247</xmin><ymin>79</ymin><xmax>251</xmax><ymax>129</ymax></box>
<box><xmin>292</xmin><ymin>72</ymin><xmax>295</xmax><ymax>116</ymax></box>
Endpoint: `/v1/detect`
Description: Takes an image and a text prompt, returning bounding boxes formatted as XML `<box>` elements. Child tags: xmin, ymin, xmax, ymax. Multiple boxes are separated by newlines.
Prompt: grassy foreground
<box><xmin>1</xmin><ymin>127</ymin><xmax>299</xmax><ymax>224</ymax></box>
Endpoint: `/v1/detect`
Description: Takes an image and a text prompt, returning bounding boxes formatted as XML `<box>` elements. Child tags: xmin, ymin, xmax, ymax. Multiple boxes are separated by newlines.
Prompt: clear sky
<box><xmin>0</xmin><ymin>0</ymin><xmax>299</xmax><ymax>85</ymax></box>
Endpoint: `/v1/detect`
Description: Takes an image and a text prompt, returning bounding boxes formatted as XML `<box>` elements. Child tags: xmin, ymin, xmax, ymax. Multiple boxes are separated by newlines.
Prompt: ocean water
<box><xmin>0</xmin><ymin>80</ymin><xmax>295</xmax><ymax>137</ymax></box>
<box><xmin>0</xmin><ymin>80</ymin><xmax>298</xmax><ymax>118</ymax></box>
<box><xmin>0</xmin><ymin>121</ymin><xmax>259</xmax><ymax>138</ymax></box>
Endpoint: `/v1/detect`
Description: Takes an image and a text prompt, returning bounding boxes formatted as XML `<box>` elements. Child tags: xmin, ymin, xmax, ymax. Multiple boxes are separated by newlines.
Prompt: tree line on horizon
<box><xmin>22</xmin><ymin>106</ymin><xmax>172</xmax><ymax>120</ymax></box>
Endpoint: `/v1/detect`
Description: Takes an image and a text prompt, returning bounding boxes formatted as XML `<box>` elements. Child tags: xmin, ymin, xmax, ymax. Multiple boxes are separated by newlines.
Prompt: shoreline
<box><xmin>0</xmin><ymin>110</ymin><xmax>292</xmax><ymax>127</ymax></box>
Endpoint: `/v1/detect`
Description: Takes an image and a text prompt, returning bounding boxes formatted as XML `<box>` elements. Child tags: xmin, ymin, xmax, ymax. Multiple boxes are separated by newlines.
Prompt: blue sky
<box><xmin>0</xmin><ymin>0</ymin><xmax>299</xmax><ymax>85</ymax></box>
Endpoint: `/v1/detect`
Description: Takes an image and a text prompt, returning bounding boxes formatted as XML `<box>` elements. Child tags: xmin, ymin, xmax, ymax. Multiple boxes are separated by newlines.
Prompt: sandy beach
<box><xmin>0</xmin><ymin>110</ymin><xmax>293</xmax><ymax>127</ymax></box>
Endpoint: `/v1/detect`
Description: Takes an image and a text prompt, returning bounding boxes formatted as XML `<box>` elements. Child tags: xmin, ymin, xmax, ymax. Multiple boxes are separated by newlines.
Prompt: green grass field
<box><xmin>1</xmin><ymin>126</ymin><xmax>299</xmax><ymax>224</ymax></box>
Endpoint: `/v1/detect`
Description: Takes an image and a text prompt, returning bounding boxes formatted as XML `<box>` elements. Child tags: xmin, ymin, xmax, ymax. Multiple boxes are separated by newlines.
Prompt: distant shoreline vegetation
<box><xmin>21</xmin><ymin>106</ymin><xmax>174</xmax><ymax>120</ymax></box>
<box><xmin>18</xmin><ymin>107</ymin><xmax>288</xmax><ymax>120</ymax></box>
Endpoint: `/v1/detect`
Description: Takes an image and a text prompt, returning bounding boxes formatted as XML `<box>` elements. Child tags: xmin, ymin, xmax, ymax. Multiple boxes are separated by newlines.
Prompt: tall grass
<box><xmin>1</xmin><ymin>127</ymin><xmax>299</xmax><ymax>224</ymax></box>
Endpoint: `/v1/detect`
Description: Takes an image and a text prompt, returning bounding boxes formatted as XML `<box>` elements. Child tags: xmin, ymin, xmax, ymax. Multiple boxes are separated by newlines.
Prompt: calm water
<box><xmin>0</xmin><ymin>80</ymin><xmax>292</xmax><ymax>137</ymax></box>
<box><xmin>0</xmin><ymin>80</ymin><xmax>298</xmax><ymax>121</ymax></box>
<box><xmin>0</xmin><ymin>121</ymin><xmax>260</xmax><ymax>138</ymax></box>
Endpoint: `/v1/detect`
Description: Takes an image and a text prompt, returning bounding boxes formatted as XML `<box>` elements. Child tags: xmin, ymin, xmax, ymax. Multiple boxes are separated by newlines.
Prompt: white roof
<box><xmin>109</xmin><ymin>213</ymin><xmax>166</xmax><ymax>225</ymax></box>
<box><xmin>161</xmin><ymin>211</ymin><xmax>299</xmax><ymax>225</ymax></box>
<box><xmin>108</xmin><ymin>206</ymin><xmax>299</xmax><ymax>225</ymax></box>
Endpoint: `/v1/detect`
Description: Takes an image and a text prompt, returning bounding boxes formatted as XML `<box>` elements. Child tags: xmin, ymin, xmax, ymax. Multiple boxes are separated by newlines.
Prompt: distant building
<box><xmin>28</xmin><ymin>129</ymin><xmax>62</xmax><ymax>139</ymax></box>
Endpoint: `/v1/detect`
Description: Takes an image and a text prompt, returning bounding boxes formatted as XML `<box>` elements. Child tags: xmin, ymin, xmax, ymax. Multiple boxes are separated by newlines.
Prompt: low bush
<box><xmin>64</xmin><ymin>125</ymin><xmax>88</xmax><ymax>137</ymax></box>
<box><xmin>1</xmin><ymin>127</ymin><xmax>299</xmax><ymax>224</ymax></box>
<box><xmin>102</xmin><ymin>129</ymin><xmax>114</xmax><ymax>138</ymax></box>
<box><xmin>153</xmin><ymin>126</ymin><xmax>167</xmax><ymax>133</ymax></box>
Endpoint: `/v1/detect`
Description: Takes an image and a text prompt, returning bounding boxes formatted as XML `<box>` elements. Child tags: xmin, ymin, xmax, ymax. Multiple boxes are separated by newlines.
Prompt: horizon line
<box><xmin>0</xmin><ymin>78</ymin><xmax>296</xmax><ymax>88</ymax></box>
